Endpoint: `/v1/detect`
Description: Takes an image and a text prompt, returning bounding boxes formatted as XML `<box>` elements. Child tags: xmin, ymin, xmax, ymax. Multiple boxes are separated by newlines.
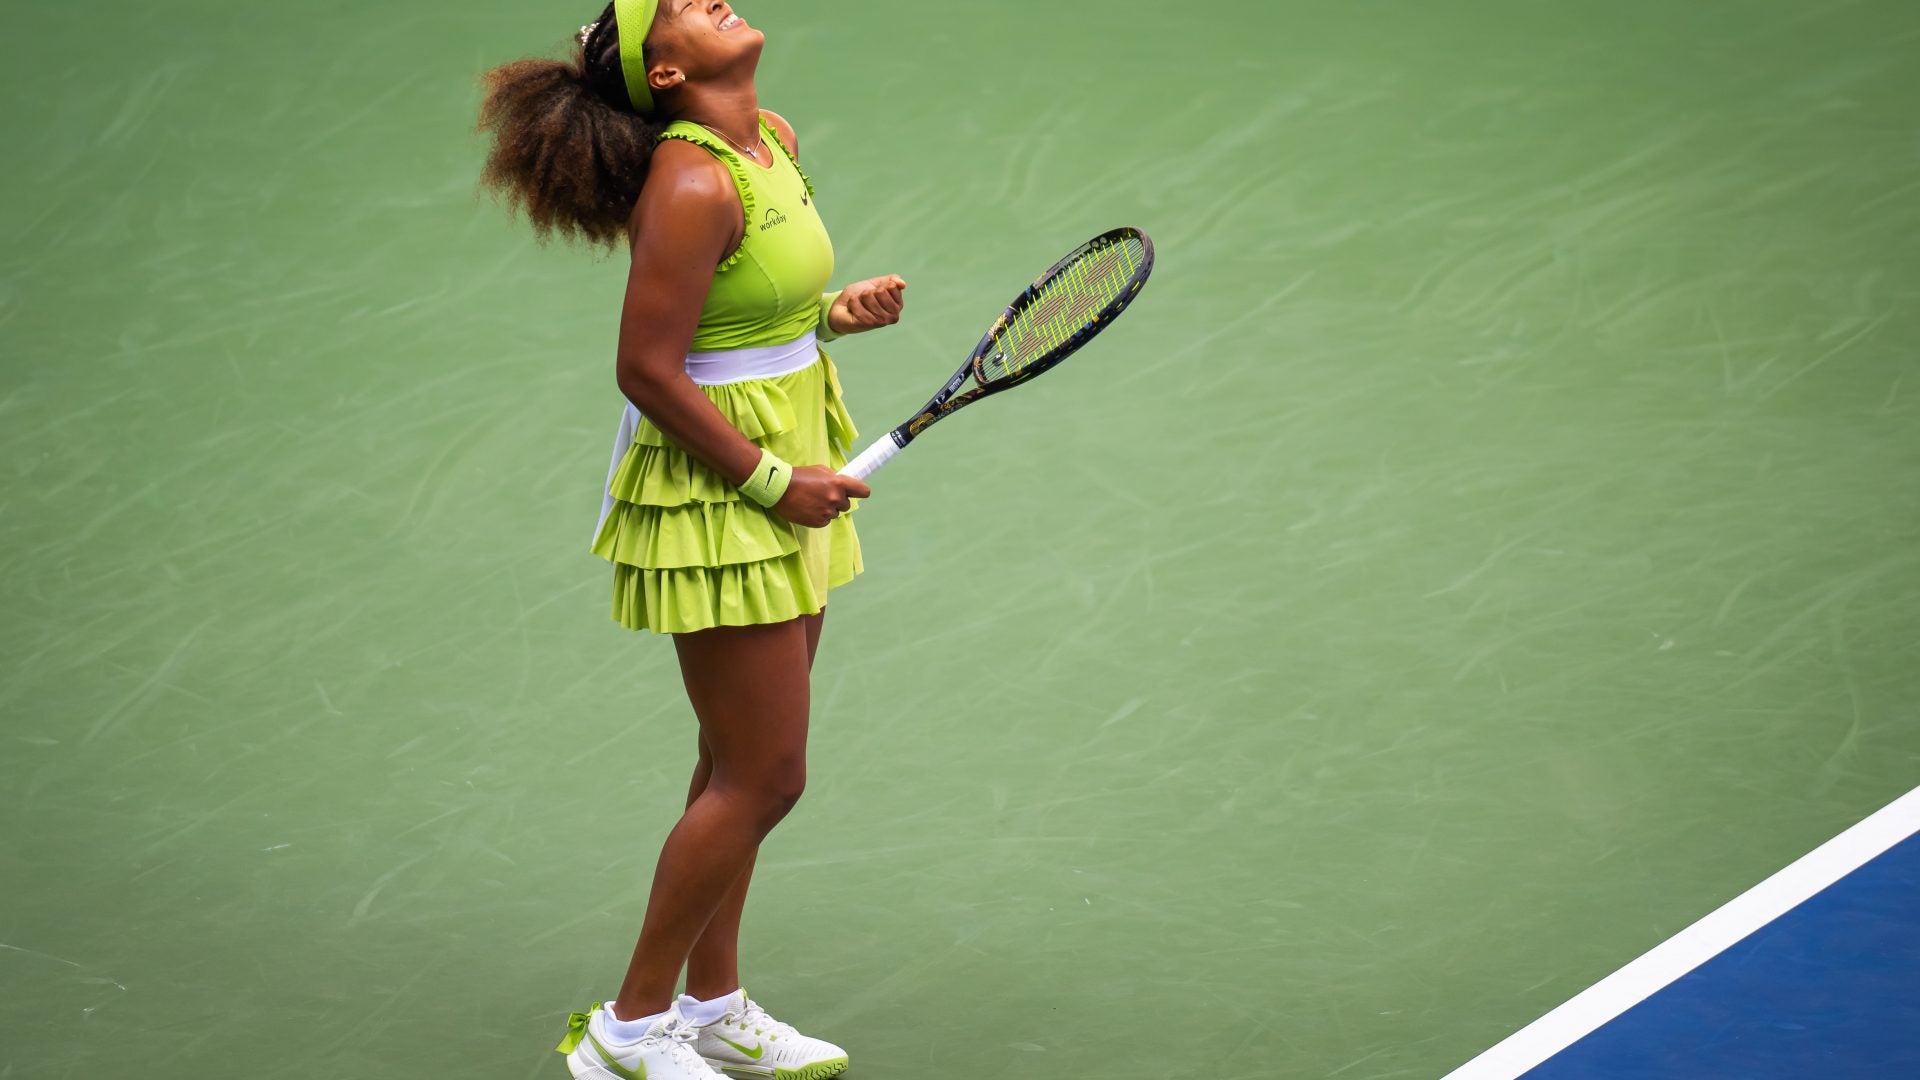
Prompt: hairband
<box><xmin>611</xmin><ymin>0</ymin><xmax>662</xmax><ymax>115</ymax></box>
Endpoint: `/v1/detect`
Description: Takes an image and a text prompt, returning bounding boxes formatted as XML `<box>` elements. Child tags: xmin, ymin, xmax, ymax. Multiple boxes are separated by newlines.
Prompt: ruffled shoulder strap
<box><xmin>656</xmin><ymin>120</ymin><xmax>755</xmax><ymax>270</ymax></box>
<box><xmin>758</xmin><ymin>114</ymin><xmax>816</xmax><ymax>200</ymax></box>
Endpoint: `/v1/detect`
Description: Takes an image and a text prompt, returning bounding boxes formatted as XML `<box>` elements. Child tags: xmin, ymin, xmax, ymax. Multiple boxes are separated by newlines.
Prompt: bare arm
<box><xmin>615</xmin><ymin>140</ymin><xmax>759</xmax><ymax>485</ymax></box>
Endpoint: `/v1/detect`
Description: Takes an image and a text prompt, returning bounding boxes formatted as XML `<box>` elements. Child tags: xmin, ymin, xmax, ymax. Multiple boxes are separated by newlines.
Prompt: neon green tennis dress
<box><xmin>590</xmin><ymin>115</ymin><xmax>862</xmax><ymax>634</ymax></box>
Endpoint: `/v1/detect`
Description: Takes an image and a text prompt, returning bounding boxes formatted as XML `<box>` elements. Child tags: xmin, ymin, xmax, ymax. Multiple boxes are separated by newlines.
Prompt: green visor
<box><xmin>613</xmin><ymin>0</ymin><xmax>660</xmax><ymax>114</ymax></box>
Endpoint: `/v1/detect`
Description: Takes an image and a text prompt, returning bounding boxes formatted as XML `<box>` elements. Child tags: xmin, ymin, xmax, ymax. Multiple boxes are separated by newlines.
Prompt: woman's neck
<box><xmin>676</xmin><ymin>82</ymin><xmax>761</xmax><ymax>148</ymax></box>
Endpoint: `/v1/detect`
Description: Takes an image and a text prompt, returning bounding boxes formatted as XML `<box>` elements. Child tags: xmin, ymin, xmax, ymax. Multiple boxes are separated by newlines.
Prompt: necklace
<box><xmin>702</xmin><ymin>123</ymin><xmax>764</xmax><ymax>163</ymax></box>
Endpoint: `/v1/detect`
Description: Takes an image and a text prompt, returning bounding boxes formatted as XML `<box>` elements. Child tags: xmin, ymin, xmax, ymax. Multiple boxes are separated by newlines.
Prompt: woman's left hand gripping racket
<box><xmin>839</xmin><ymin>226</ymin><xmax>1155</xmax><ymax>480</ymax></box>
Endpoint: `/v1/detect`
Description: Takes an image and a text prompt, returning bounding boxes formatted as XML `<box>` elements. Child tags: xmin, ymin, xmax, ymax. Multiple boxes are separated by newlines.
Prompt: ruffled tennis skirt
<box><xmin>590</xmin><ymin>346</ymin><xmax>863</xmax><ymax>634</ymax></box>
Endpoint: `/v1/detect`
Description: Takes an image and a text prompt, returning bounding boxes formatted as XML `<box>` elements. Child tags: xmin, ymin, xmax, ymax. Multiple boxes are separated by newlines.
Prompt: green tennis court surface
<box><xmin>3</xmin><ymin>2</ymin><xmax>1916</xmax><ymax>1076</ymax></box>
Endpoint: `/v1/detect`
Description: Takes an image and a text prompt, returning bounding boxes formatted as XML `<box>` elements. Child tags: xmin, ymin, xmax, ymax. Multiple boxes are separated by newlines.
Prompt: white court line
<box><xmin>1442</xmin><ymin>784</ymin><xmax>1920</xmax><ymax>1080</ymax></box>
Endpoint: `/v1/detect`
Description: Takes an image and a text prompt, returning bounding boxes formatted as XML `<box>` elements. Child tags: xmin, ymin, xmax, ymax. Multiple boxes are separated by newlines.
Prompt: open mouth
<box><xmin>718</xmin><ymin>12</ymin><xmax>744</xmax><ymax>30</ymax></box>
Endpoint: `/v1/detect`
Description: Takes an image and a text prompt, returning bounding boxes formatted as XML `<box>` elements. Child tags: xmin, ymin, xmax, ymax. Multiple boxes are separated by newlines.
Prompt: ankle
<box><xmin>609</xmin><ymin>996</ymin><xmax>671</xmax><ymax>1024</ymax></box>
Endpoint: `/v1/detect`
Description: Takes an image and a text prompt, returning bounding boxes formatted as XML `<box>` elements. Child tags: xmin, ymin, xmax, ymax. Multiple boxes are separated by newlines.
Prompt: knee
<box><xmin>717</xmin><ymin>756</ymin><xmax>806</xmax><ymax>832</ymax></box>
<box><xmin>759</xmin><ymin>759</ymin><xmax>807</xmax><ymax>825</ymax></box>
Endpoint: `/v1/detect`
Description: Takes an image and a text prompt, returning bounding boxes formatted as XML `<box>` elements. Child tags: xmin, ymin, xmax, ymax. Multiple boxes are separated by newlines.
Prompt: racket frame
<box><xmin>845</xmin><ymin>227</ymin><xmax>1155</xmax><ymax>476</ymax></box>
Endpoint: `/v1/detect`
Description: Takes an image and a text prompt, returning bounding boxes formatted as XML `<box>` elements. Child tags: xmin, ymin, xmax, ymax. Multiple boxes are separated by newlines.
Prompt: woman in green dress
<box><xmin>480</xmin><ymin>4</ymin><xmax>905</xmax><ymax>1077</ymax></box>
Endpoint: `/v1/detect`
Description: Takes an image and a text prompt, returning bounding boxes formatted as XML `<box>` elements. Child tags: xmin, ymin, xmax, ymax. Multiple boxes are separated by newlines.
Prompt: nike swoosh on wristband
<box><xmin>586</xmin><ymin>1030</ymin><xmax>648</xmax><ymax>1080</ymax></box>
<box><xmin>717</xmin><ymin>1035</ymin><xmax>766</xmax><ymax>1060</ymax></box>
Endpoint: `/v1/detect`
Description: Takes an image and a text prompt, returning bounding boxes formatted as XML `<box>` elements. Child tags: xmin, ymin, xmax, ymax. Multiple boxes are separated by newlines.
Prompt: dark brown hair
<box><xmin>478</xmin><ymin>4</ymin><xmax>666</xmax><ymax>247</ymax></box>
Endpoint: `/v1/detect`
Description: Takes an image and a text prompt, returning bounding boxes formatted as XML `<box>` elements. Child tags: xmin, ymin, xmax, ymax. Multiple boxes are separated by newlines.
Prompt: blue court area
<box><xmin>1457</xmin><ymin>793</ymin><xmax>1920</xmax><ymax>1080</ymax></box>
<box><xmin>1530</xmin><ymin>834</ymin><xmax>1920</xmax><ymax>1078</ymax></box>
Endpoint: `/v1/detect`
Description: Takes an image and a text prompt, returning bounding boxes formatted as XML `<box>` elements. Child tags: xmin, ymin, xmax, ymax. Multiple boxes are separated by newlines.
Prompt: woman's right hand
<box><xmin>773</xmin><ymin>465</ymin><xmax>871</xmax><ymax>527</ymax></box>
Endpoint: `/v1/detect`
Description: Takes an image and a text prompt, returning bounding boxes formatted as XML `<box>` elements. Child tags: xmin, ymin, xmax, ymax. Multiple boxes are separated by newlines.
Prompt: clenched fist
<box><xmin>827</xmin><ymin>275</ymin><xmax>907</xmax><ymax>336</ymax></box>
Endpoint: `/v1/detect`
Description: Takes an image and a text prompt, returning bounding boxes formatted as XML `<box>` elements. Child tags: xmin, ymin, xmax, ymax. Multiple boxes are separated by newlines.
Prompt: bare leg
<box><xmin>683</xmin><ymin>611</ymin><xmax>825</xmax><ymax>1001</ymax></box>
<box><xmin>609</xmin><ymin>615</ymin><xmax>817</xmax><ymax>1020</ymax></box>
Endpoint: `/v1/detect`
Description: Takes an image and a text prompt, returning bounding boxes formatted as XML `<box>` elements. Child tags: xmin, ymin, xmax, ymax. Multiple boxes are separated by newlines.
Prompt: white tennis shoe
<box><xmin>687</xmin><ymin>990</ymin><xmax>849</xmax><ymax>1080</ymax></box>
<box><xmin>557</xmin><ymin>1002</ymin><xmax>728</xmax><ymax>1080</ymax></box>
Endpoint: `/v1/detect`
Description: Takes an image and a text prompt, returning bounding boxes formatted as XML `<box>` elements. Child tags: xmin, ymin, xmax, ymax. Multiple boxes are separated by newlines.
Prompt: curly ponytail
<box><xmin>478</xmin><ymin>4</ymin><xmax>665</xmax><ymax>248</ymax></box>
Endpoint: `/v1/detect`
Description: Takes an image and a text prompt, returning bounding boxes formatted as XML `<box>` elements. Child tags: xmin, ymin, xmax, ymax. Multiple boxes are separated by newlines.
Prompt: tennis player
<box><xmin>479</xmin><ymin>3</ymin><xmax>904</xmax><ymax>1078</ymax></box>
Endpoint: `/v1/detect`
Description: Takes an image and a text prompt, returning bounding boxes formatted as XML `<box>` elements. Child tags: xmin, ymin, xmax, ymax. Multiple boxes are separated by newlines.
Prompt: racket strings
<box><xmin>983</xmin><ymin>236</ymin><xmax>1144</xmax><ymax>384</ymax></box>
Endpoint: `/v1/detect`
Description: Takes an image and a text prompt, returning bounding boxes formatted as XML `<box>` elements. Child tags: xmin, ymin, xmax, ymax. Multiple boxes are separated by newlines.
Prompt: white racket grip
<box><xmin>840</xmin><ymin>434</ymin><xmax>903</xmax><ymax>481</ymax></box>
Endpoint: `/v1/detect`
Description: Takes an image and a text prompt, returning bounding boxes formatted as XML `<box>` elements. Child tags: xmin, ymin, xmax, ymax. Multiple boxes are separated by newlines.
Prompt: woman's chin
<box><xmin>731</xmin><ymin>31</ymin><xmax>767</xmax><ymax>65</ymax></box>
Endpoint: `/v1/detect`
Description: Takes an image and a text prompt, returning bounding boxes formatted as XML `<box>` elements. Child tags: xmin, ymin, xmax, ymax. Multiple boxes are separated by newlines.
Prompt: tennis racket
<box><xmin>839</xmin><ymin>226</ymin><xmax>1155</xmax><ymax>480</ymax></box>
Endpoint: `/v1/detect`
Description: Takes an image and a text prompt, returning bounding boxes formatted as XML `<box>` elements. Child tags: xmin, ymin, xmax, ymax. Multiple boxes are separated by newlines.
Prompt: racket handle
<box><xmin>840</xmin><ymin>434</ymin><xmax>903</xmax><ymax>481</ymax></box>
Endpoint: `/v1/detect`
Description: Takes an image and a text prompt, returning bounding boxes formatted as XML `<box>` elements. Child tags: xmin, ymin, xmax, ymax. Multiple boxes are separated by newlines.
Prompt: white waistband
<box><xmin>685</xmin><ymin>331</ymin><xmax>819</xmax><ymax>386</ymax></box>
